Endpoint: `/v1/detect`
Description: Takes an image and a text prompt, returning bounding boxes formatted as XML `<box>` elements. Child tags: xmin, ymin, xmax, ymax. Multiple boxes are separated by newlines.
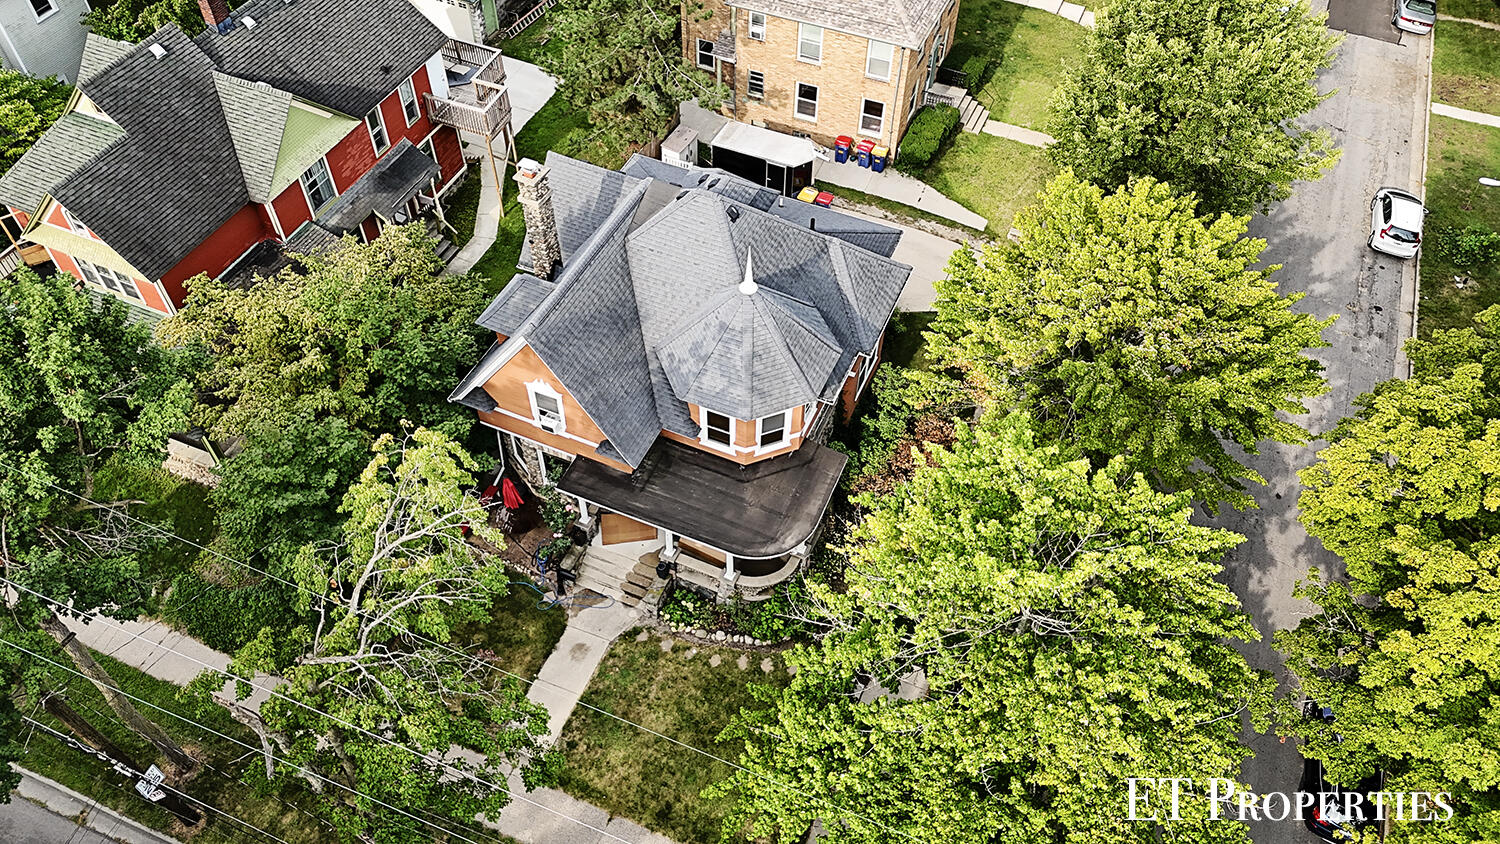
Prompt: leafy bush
<box><xmin>960</xmin><ymin>56</ymin><xmax>993</xmax><ymax>90</ymax></box>
<box><xmin>1431</xmin><ymin>224</ymin><xmax>1500</xmax><ymax>268</ymax></box>
<box><xmin>657</xmin><ymin>583</ymin><xmax>808</xmax><ymax>641</ymax></box>
<box><xmin>161</xmin><ymin>567</ymin><xmax>302</xmax><ymax>656</ymax></box>
<box><xmin>895</xmin><ymin>105</ymin><xmax>961</xmax><ymax>173</ymax></box>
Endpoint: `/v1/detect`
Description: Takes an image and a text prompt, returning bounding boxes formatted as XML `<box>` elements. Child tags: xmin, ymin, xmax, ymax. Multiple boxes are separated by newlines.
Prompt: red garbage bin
<box><xmin>834</xmin><ymin>135</ymin><xmax>854</xmax><ymax>164</ymax></box>
<box><xmin>814</xmin><ymin>191</ymin><xmax>834</xmax><ymax>207</ymax></box>
<box><xmin>856</xmin><ymin>138</ymin><xmax>877</xmax><ymax>168</ymax></box>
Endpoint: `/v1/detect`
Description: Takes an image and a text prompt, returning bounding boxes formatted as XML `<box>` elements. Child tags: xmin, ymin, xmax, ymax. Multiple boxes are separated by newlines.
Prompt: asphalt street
<box><xmin>0</xmin><ymin>794</ymin><xmax>145</xmax><ymax>844</ymax></box>
<box><xmin>1212</xmin><ymin>5</ymin><xmax>1433</xmax><ymax>843</ymax></box>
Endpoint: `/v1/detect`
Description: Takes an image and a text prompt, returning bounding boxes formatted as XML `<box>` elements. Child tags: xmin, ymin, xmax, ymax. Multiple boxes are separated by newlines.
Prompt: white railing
<box><xmin>426</xmin><ymin>39</ymin><xmax>511</xmax><ymax>138</ymax></box>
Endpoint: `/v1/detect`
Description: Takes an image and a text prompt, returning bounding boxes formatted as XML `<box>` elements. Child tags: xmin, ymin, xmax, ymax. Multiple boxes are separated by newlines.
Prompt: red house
<box><xmin>0</xmin><ymin>0</ymin><xmax>512</xmax><ymax>317</ymax></box>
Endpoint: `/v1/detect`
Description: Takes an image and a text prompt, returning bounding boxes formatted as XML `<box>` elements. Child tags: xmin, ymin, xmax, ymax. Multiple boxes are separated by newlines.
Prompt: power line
<box><xmin>1</xmin><ymin>460</ymin><xmax>922</xmax><ymax>841</ymax></box>
<box><xmin>6</xmin><ymin>579</ymin><xmax>624</xmax><ymax>844</ymax></box>
<box><xmin>0</xmin><ymin>638</ymin><xmax>633</xmax><ymax>844</ymax></box>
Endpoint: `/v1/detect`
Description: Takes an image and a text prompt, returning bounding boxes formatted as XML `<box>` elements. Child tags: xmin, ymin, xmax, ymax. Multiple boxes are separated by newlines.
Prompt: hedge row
<box><xmin>896</xmin><ymin>104</ymin><xmax>961</xmax><ymax>173</ymax></box>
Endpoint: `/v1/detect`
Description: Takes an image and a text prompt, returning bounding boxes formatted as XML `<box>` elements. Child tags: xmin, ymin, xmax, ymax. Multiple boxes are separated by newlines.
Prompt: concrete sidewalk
<box><xmin>983</xmin><ymin>119</ymin><xmax>1055</xmax><ymax>147</ymax></box>
<box><xmin>1431</xmin><ymin>101</ymin><xmax>1500</xmax><ymax>128</ymax></box>
<box><xmin>447</xmin><ymin>57</ymin><xmax>558</xmax><ymax>276</ymax></box>
<box><xmin>1005</xmin><ymin>0</ymin><xmax>1095</xmax><ymax>27</ymax></box>
<box><xmin>6</xmin><ymin>767</ymin><xmax>181</xmax><ymax>844</ymax></box>
<box><xmin>814</xmin><ymin>158</ymin><xmax>989</xmax><ymax>231</ymax></box>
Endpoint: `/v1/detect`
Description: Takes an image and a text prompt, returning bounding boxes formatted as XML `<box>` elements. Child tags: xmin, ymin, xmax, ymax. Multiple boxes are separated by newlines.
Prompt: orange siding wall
<box><xmin>479</xmin><ymin>344</ymin><xmax>634</xmax><ymax>473</ymax></box>
<box><xmin>663</xmin><ymin>404</ymin><xmax>806</xmax><ymax>465</ymax></box>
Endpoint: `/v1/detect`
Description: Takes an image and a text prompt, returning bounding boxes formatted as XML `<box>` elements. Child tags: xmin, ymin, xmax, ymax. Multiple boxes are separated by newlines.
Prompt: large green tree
<box><xmin>540</xmin><ymin>0</ymin><xmax>725</xmax><ymax>139</ymax></box>
<box><xmin>1047</xmin><ymin>0</ymin><xmax>1340</xmax><ymax>215</ymax></box>
<box><xmin>1279</xmin><ymin>307</ymin><xmax>1500</xmax><ymax>842</ymax></box>
<box><xmin>715</xmin><ymin>412</ymin><xmax>1272</xmax><ymax>843</ymax></box>
<box><xmin>0</xmin><ymin>71</ymin><xmax>70</xmax><ymax>176</ymax></box>
<box><xmin>219</xmin><ymin>428</ymin><xmax>554</xmax><ymax>843</ymax></box>
<box><xmin>82</xmin><ymin>0</ymin><xmax>205</xmax><ymax>43</ymax></box>
<box><xmin>0</xmin><ymin>268</ymin><xmax>198</xmax><ymax>772</ymax></box>
<box><xmin>158</xmin><ymin>225</ymin><xmax>487</xmax><ymax>565</ymax></box>
<box><xmin>929</xmin><ymin>173</ymin><xmax>1332</xmax><ymax>509</ymax></box>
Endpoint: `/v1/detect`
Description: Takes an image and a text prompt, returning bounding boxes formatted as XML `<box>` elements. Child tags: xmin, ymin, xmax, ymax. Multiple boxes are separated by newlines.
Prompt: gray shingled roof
<box><xmin>619</xmin><ymin>155</ymin><xmax>901</xmax><ymax>258</ymax></box>
<box><xmin>657</xmin><ymin>274</ymin><xmax>844</xmax><ymax>419</ymax></box>
<box><xmin>477</xmin><ymin>274</ymin><xmax>555</xmax><ymax>336</ymax></box>
<box><xmin>78</xmin><ymin>34</ymin><xmax>134</xmax><ymax>85</ymax></box>
<box><xmin>521</xmin><ymin>153</ymin><xmax>645</xmax><ymax>271</ymax></box>
<box><xmin>213</xmin><ymin>71</ymin><xmax>292</xmax><ymax>203</ymax></box>
<box><xmin>452</xmin><ymin>154</ymin><xmax>911</xmax><ymax>469</ymax></box>
<box><xmin>0</xmin><ymin>113</ymin><xmax>124</xmax><ymax>213</ymax></box>
<box><xmin>194</xmin><ymin>0</ymin><xmax>447</xmax><ymax>118</ymax></box>
<box><xmin>318</xmin><ymin>138</ymin><xmax>437</xmax><ymax>231</ymax></box>
<box><xmin>53</xmin><ymin>26</ymin><xmax>249</xmax><ymax>281</ymax></box>
<box><xmin>725</xmin><ymin>0</ymin><xmax>950</xmax><ymax>48</ymax></box>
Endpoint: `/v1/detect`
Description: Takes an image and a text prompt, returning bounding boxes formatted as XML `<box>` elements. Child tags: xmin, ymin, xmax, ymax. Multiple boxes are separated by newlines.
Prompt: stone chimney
<box><xmin>197</xmin><ymin>0</ymin><xmax>233</xmax><ymax>33</ymax></box>
<box><xmin>514</xmin><ymin>158</ymin><xmax>562</xmax><ymax>280</ymax></box>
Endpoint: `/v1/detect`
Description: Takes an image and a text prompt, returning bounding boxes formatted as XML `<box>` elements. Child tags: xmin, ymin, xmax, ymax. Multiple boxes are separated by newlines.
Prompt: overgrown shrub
<box><xmin>657</xmin><ymin>582</ymin><xmax>808</xmax><ymax>641</ymax></box>
<box><xmin>161</xmin><ymin>567</ymin><xmax>301</xmax><ymax>656</ymax></box>
<box><xmin>960</xmin><ymin>56</ymin><xmax>993</xmax><ymax>90</ymax></box>
<box><xmin>1431</xmin><ymin>224</ymin><xmax>1500</xmax><ymax>268</ymax></box>
<box><xmin>895</xmin><ymin>105</ymin><xmax>961</xmax><ymax>173</ymax></box>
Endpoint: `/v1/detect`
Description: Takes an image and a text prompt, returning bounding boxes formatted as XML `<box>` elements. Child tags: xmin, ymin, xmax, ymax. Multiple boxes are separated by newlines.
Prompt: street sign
<box><xmin>135</xmin><ymin>765</ymin><xmax>166</xmax><ymax>802</ymax></box>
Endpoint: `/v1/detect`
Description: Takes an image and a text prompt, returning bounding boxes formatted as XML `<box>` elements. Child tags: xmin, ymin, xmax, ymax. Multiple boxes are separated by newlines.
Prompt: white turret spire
<box><xmin>738</xmin><ymin>250</ymin><xmax>759</xmax><ymax>295</ymax></box>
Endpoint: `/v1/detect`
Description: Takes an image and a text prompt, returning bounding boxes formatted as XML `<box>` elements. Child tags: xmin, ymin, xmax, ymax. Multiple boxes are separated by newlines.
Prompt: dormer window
<box><xmin>757</xmin><ymin>411</ymin><xmax>787</xmax><ymax>449</ymax></box>
<box><xmin>703</xmin><ymin>411</ymin><xmax>733</xmax><ymax>447</ymax></box>
<box><xmin>528</xmin><ymin>382</ymin><xmax>565</xmax><ymax>433</ymax></box>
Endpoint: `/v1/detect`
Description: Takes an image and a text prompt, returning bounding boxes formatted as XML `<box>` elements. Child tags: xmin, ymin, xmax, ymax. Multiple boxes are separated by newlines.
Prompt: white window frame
<box><xmin>30</xmin><ymin>0</ymin><xmax>57</xmax><ymax>21</ymax></box>
<box><xmin>797</xmin><ymin>23</ymin><xmax>822</xmax><ymax>63</ymax></box>
<box><xmin>75</xmin><ymin>258</ymin><xmax>141</xmax><ymax>301</ymax></box>
<box><xmin>398</xmin><ymin>78</ymin><xmax>420</xmax><ymax>126</ymax></box>
<box><xmin>59</xmin><ymin>206</ymin><xmax>88</xmax><ymax>236</ymax></box>
<box><xmin>795</xmin><ymin>82</ymin><xmax>818</xmax><ymax>122</ymax></box>
<box><xmin>860</xmin><ymin>99</ymin><xmax>885</xmax><ymax>136</ymax></box>
<box><xmin>366</xmin><ymin>107</ymin><xmax>390</xmax><ymax>155</ymax></box>
<box><xmin>528</xmin><ymin>381</ymin><xmax>566</xmax><ymax>434</ymax></box>
<box><xmin>299</xmin><ymin>157</ymin><xmax>337</xmax><ymax>214</ymax></box>
<box><xmin>418</xmin><ymin>135</ymin><xmax>437</xmax><ymax>162</ymax></box>
<box><xmin>756</xmin><ymin>410</ymin><xmax>789</xmax><ymax>451</ymax></box>
<box><xmin>701</xmin><ymin>410</ymin><xmax>735</xmax><ymax>451</ymax></box>
<box><xmin>747</xmin><ymin>70</ymin><xmax>765</xmax><ymax>100</ymax></box>
<box><xmin>866</xmin><ymin>40</ymin><xmax>894</xmax><ymax>81</ymax></box>
<box><xmin>747</xmin><ymin>10</ymin><xmax>766</xmax><ymax>40</ymax></box>
<box><xmin>696</xmin><ymin>38</ymin><xmax>716</xmax><ymax>71</ymax></box>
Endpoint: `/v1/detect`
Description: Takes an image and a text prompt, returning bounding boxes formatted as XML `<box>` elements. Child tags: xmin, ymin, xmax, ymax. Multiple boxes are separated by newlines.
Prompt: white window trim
<box><xmin>366</xmin><ymin>107</ymin><xmax>390</xmax><ymax>155</ymax></box>
<box><xmin>795</xmin><ymin>81</ymin><xmax>818</xmax><ymax>123</ymax></box>
<box><xmin>31</xmin><ymin>0</ymin><xmax>57</xmax><ymax>22</ymax></box>
<box><xmin>700</xmin><ymin>410</ymin><xmax>736</xmax><ymax>453</ymax></box>
<box><xmin>859</xmin><ymin>99</ymin><xmax>885</xmax><ymax>137</ymax></box>
<box><xmin>299</xmin><ymin>157</ymin><xmax>338</xmax><ymax>215</ymax></box>
<box><xmin>754</xmin><ymin>410</ymin><xmax>790</xmax><ymax>453</ymax></box>
<box><xmin>695</xmin><ymin>38</ymin><xmax>716</xmax><ymax>71</ymax></box>
<box><xmin>865</xmin><ymin>40</ymin><xmax>894</xmax><ymax>81</ymax></box>
<box><xmin>747</xmin><ymin>70</ymin><xmax>765</xmax><ymax>100</ymax></box>
<box><xmin>527</xmin><ymin>380</ymin><xmax>566</xmax><ymax>434</ymax></box>
<box><xmin>398</xmin><ymin>78</ymin><xmax>420</xmax><ymax>127</ymax></box>
<box><xmin>75</xmin><ymin>258</ymin><xmax>142</xmax><ymax>301</ymax></box>
<box><xmin>59</xmin><ymin>206</ymin><xmax>88</xmax><ymax>237</ymax></box>
<box><xmin>747</xmin><ymin>10</ymin><xmax>766</xmax><ymax>40</ymax></box>
<box><xmin>797</xmin><ymin>23</ymin><xmax>822</xmax><ymax>64</ymax></box>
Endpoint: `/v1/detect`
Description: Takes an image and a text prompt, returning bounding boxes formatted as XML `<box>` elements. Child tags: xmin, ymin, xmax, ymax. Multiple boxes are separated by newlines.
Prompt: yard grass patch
<box><xmin>1443</xmin><ymin>0</ymin><xmax>1500</xmax><ymax>24</ymax></box>
<box><xmin>444</xmin><ymin>169</ymin><xmax>484</xmax><ymax>249</ymax></box>
<box><xmin>1418</xmin><ymin>115</ymin><xmax>1500</xmax><ymax>335</ymax></box>
<box><xmin>948</xmin><ymin>0</ymin><xmax>1087</xmax><ymax>130</ymax></box>
<box><xmin>557</xmin><ymin>632</ymin><xmax>792</xmax><ymax>843</ymax></box>
<box><xmin>452</xmin><ymin>582</ymin><xmax>569</xmax><ymax>680</ymax></box>
<box><xmin>913</xmin><ymin>132</ymin><xmax>1055</xmax><ymax>237</ymax></box>
<box><xmin>93</xmin><ymin>457</ymin><xmax>215</xmax><ymax>606</ymax></box>
<box><xmin>1432</xmin><ymin>20</ymin><xmax>1500</xmax><ymax>116</ymax></box>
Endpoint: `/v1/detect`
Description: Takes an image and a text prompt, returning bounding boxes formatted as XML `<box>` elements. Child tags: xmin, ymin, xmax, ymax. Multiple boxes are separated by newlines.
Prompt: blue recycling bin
<box><xmin>870</xmin><ymin>145</ymin><xmax>889</xmax><ymax>173</ymax></box>
<box><xmin>834</xmin><ymin>135</ymin><xmax>853</xmax><ymax>164</ymax></box>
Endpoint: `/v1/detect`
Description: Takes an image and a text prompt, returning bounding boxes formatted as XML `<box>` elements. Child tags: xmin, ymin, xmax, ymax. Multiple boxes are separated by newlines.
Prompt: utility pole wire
<box><xmin>1</xmin><ymin>461</ymin><xmax>924</xmax><ymax>842</ymax></box>
<box><xmin>1</xmin><ymin>640</ymin><xmax>624</xmax><ymax>844</ymax></box>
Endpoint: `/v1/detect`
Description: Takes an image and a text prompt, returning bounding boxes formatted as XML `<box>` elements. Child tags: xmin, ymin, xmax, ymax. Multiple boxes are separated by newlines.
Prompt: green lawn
<box><xmin>913</xmin><ymin>132</ymin><xmax>1056</xmax><ymax>236</ymax></box>
<box><xmin>947</xmin><ymin>0</ymin><xmax>1087</xmax><ymax>130</ymax></box>
<box><xmin>444</xmin><ymin>169</ymin><xmax>484</xmax><ymax>248</ymax></box>
<box><xmin>557</xmin><ymin>632</ymin><xmax>792</xmax><ymax>843</ymax></box>
<box><xmin>1432</xmin><ymin>21</ymin><xmax>1500</xmax><ymax>116</ymax></box>
<box><xmin>23</xmin><ymin>650</ymin><xmax>331</xmax><ymax>844</ymax></box>
<box><xmin>452</xmin><ymin>582</ymin><xmax>569</xmax><ymax>680</ymax></box>
<box><xmin>1418</xmin><ymin>115</ymin><xmax>1500</xmax><ymax>335</ymax></box>
<box><xmin>1443</xmin><ymin>0</ymin><xmax>1500</xmax><ymax>24</ymax></box>
<box><xmin>92</xmin><ymin>457</ymin><xmax>215</xmax><ymax>610</ymax></box>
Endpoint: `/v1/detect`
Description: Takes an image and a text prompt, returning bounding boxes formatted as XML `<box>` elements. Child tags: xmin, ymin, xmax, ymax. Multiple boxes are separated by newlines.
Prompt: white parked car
<box><xmin>1369</xmin><ymin>187</ymin><xmax>1426</xmax><ymax>258</ymax></box>
<box><xmin>1393</xmin><ymin>0</ymin><xmax>1436</xmax><ymax>34</ymax></box>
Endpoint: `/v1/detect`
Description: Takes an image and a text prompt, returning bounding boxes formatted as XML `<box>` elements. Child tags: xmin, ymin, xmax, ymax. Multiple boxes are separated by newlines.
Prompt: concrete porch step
<box><xmin>958</xmin><ymin>94</ymin><xmax>990</xmax><ymax>134</ymax></box>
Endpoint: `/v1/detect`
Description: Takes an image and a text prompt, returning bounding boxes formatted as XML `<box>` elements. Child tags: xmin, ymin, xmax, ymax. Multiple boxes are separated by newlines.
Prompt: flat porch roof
<box><xmin>556</xmin><ymin>438</ymin><xmax>846</xmax><ymax>559</ymax></box>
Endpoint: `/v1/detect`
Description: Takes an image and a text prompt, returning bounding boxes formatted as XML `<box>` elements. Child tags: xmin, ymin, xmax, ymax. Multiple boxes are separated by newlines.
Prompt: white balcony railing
<box><xmin>425</xmin><ymin>39</ymin><xmax>512</xmax><ymax>139</ymax></box>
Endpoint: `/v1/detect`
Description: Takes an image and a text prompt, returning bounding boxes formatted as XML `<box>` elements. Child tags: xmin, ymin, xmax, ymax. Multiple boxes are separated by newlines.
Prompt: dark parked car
<box><xmin>1300</xmin><ymin>703</ymin><xmax>1384</xmax><ymax>842</ymax></box>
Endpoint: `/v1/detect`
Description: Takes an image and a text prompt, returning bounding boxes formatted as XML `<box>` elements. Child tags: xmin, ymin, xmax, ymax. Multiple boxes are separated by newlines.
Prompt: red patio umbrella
<box><xmin>501</xmin><ymin>478</ymin><xmax>524</xmax><ymax>510</ymax></box>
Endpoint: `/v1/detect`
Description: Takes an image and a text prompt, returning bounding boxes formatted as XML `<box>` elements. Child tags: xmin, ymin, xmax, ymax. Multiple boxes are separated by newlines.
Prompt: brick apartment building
<box><xmin>682</xmin><ymin>0</ymin><xmax>961</xmax><ymax>152</ymax></box>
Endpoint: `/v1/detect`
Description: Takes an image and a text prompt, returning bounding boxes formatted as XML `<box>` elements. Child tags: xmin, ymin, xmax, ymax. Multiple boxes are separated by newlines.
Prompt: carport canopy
<box><xmin>710</xmin><ymin>122</ymin><xmax>815</xmax><ymax>169</ymax></box>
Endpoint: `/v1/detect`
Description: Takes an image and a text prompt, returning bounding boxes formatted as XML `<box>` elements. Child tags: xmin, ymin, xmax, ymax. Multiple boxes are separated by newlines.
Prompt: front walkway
<box><xmin>1432</xmin><ymin>101</ymin><xmax>1500</xmax><ymax>128</ymax></box>
<box><xmin>447</xmin><ymin>57</ymin><xmax>558</xmax><ymax>275</ymax></box>
<box><xmin>62</xmin><ymin>604</ymin><xmax>676</xmax><ymax>843</ymax></box>
<box><xmin>983</xmin><ymin>119</ymin><xmax>1055</xmax><ymax>147</ymax></box>
<box><xmin>814</xmin><ymin>158</ymin><xmax>990</xmax><ymax>231</ymax></box>
<box><xmin>1005</xmin><ymin>0</ymin><xmax>1096</xmax><ymax>27</ymax></box>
